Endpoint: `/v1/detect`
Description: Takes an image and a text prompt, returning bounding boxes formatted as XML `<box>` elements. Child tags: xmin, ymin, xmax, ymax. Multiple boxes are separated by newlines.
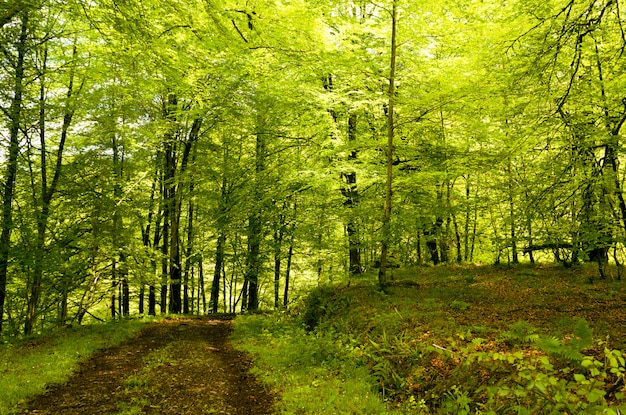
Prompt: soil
<box><xmin>17</xmin><ymin>317</ymin><xmax>275</xmax><ymax>415</ymax></box>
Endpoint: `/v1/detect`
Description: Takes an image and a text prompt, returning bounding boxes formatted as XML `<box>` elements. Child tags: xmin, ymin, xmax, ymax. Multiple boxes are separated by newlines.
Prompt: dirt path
<box><xmin>17</xmin><ymin>317</ymin><xmax>274</xmax><ymax>415</ymax></box>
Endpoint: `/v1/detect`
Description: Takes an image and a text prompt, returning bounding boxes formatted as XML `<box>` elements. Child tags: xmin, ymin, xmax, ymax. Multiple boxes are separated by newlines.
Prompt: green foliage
<box><xmin>449</xmin><ymin>300</ymin><xmax>471</xmax><ymax>311</ymax></box>
<box><xmin>0</xmin><ymin>320</ymin><xmax>146</xmax><ymax>414</ymax></box>
<box><xmin>300</xmin><ymin>285</ymin><xmax>342</xmax><ymax>332</ymax></box>
<box><xmin>274</xmin><ymin>266</ymin><xmax>626</xmax><ymax>414</ymax></box>
<box><xmin>232</xmin><ymin>314</ymin><xmax>398</xmax><ymax>414</ymax></box>
<box><xmin>537</xmin><ymin>319</ymin><xmax>594</xmax><ymax>363</ymax></box>
<box><xmin>501</xmin><ymin>320</ymin><xmax>539</xmax><ymax>345</ymax></box>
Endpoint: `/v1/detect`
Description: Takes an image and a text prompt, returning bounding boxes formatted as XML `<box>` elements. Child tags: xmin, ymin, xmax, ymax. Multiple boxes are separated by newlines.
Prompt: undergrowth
<box><xmin>235</xmin><ymin>264</ymin><xmax>626</xmax><ymax>414</ymax></box>
<box><xmin>0</xmin><ymin>319</ymin><xmax>148</xmax><ymax>415</ymax></box>
<box><xmin>232</xmin><ymin>313</ymin><xmax>399</xmax><ymax>414</ymax></box>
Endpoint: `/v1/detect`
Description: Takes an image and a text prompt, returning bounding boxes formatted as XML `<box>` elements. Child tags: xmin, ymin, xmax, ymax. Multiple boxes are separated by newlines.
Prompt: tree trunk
<box><xmin>244</xmin><ymin>117</ymin><xmax>267</xmax><ymax>311</ymax></box>
<box><xmin>343</xmin><ymin>113</ymin><xmax>362</xmax><ymax>275</ymax></box>
<box><xmin>160</xmin><ymin>95</ymin><xmax>178</xmax><ymax>313</ymax></box>
<box><xmin>148</xmin><ymin>286</ymin><xmax>156</xmax><ymax>316</ymax></box>
<box><xmin>210</xmin><ymin>175</ymin><xmax>229</xmax><ymax>314</ymax></box>
<box><xmin>169</xmin><ymin>117</ymin><xmax>201</xmax><ymax>314</ymax></box>
<box><xmin>379</xmin><ymin>0</ymin><xmax>398</xmax><ymax>288</ymax></box>
<box><xmin>183</xmin><ymin>198</ymin><xmax>194</xmax><ymax>314</ymax></box>
<box><xmin>198</xmin><ymin>256</ymin><xmax>206</xmax><ymax>314</ymax></box>
<box><xmin>273</xmin><ymin>203</ymin><xmax>286</xmax><ymax>309</ymax></box>
<box><xmin>245</xmin><ymin>213</ymin><xmax>262</xmax><ymax>310</ymax></box>
<box><xmin>463</xmin><ymin>176</ymin><xmax>471</xmax><ymax>262</ymax></box>
<box><xmin>283</xmin><ymin>203</ymin><xmax>296</xmax><ymax>309</ymax></box>
<box><xmin>507</xmin><ymin>159</ymin><xmax>519</xmax><ymax>264</ymax></box>
<box><xmin>210</xmin><ymin>230</ymin><xmax>226</xmax><ymax>313</ymax></box>
<box><xmin>111</xmin><ymin>125</ymin><xmax>130</xmax><ymax>317</ymax></box>
<box><xmin>142</xmin><ymin>163</ymin><xmax>160</xmax><ymax>316</ymax></box>
<box><xmin>25</xmin><ymin>42</ymin><xmax>76</xmax><ymax>334</ymax></box>
<box><xmin>111</xmin><ymin>259</ymin><xmax>117</xmax><ymax>319</ymax></box>
<box><xmin>0</xmin><ymin>12</ymin><xmax>28</xmax><ymax>335</ymax></box>
<box><xmin>160</xmin><ymin>183</ymin><xmax>170</xmax><ymax>313</ymax></box>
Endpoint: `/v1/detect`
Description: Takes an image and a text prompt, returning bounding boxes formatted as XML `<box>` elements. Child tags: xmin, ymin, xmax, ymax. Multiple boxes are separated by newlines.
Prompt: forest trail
<box><xmin>17</xmin><ymin>317</ymin><xmax>274</xmax><ymax>415</ymax></box>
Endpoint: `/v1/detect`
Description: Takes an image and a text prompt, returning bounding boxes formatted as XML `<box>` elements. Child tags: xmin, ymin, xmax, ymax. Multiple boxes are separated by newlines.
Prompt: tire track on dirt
<box><xmin>17</xmin><ymin>317</ymin><xmax>274</xmax><ymax>415</ymax></box>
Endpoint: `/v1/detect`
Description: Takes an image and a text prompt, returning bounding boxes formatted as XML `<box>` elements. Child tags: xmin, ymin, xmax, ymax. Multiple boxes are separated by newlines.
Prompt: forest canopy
<box><xmin>0</xmin><ymin>0</ymin><xmax>625</xmax><ymax>336</ymax></box>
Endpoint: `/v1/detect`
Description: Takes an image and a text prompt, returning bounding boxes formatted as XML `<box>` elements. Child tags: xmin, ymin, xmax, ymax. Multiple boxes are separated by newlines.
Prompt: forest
<box><xmin>0</xmin><ymin>0</ymin><xmax>625</xmax><ymax>337</ymax></box>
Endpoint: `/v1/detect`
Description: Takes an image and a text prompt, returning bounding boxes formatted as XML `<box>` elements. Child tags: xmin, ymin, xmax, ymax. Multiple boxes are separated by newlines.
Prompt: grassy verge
<box><xmin>0</xmin><ymin>319</ymin><xmax>148</xmax><ymax>415</ymax></box>
<box><xmin>232</xmin><ymin>313</ymin><xmax>400</xmax><ymax>414</ymax></box>
<box><xmin>235</xmin><ymin>264</ymin><xmax>626</xmax><ymax>414</ymax></box>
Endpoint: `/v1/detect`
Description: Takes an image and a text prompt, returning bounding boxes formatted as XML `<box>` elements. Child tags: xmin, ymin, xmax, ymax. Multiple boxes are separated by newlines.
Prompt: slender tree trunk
<box><xmin>111</xmin><ymin>259</ymin><xmax>117</xmax><ymax>319</ymax></box>
<box><xmin>160</xmin><ymin>95</ymin><xmax>179</xmax><ymax>313</ymax></box>
<box><xmin>210</xmin><ymin>175</ymin><xmax>229</xmax><ymax>313</ymax></box>
<box><xmin>148</xmin><ymin>286</ymin><xmax>156</xmax><ymax>316</ymax></box>
<box><xmin>379</xmin><ymin>0</ymin><xmax>398</xmax><ymax>287</ymax></box>
<box><xmin>0</xmin><ymin>12</ymin><xmax>28</xmax><ymax>335</ymax></box>
<box><xmin>416</xmin><ymin>231</ymin><xmax>422</xmax><ymax>264</ymax></box>
<box><xmin>59</xmin><ymin>277</ymin><xmax>69</xmax><ymax>325</ymax></box>
<box><xmin>241</xmin><ymin>279</ymin><xmax>248</xmax><ymax>312</ymax></box>
<box><xmin>25</xmin><ymin>43</ymin><xmax>76</xmax><ymax>334</ymax></box>
<box><xmin>273</xmin><ymin>203</ymin><xmax>286</xmax><ymax>309</ymax></box>
<box><xmin>184</xmin><ymin>139</ymin><xmax>198</xmax><ymax>315</ymax></box>
<box><xmin>111</xmin><ymin>127</ymin><xmax>130</xmax><ymax>317</ymax></box>
<box><xmin>245</xmin><ymin>214</ymin><xmax>261</xmax><ymax>310</ymax></box>
<box><xmin>138</xmin><ymin>285</ymin><xmax>145</xmax><ymax>314</ymax></box>
<box><xmin>343</xmin><ymin>113</ymin><xmax>362</xmax><ymax>275</ymax></box>
<box><xmin>464</xmin><ymin>176</ymin><xmax>471</xmax><ymax>262</ymax></box>
<box><xmin>283</xmin><ymin>203</ymin><xmax>296</xmax><ymax>309</ymax></box>
<box><xmin>160</xmin><ymin>184</ymin><xmax>170</xmax><ymax>313</ymax></box>
<box><xmin>470</xmin><ymin>186</ymin><xmax>478</xmax><ymax>262</ymax></box>
<box><xmin>183</xmin><ymin>198</ymin><xmax>194</xmax><ymax>314</ymax></box>
<box><xmin>507</xmin><ymin>159</ymin><xmax>519</xmax><ymax>264</ymax></box>
<box><xmin>199</xmin><ymin>256</ymin><xmax>206</xmax><ymax>314</ymax></box>
<box><xmin>143</xmin><ymin>163</ymin><xmax>161</xmax><ymax>317</ymax></box>
<box><xmin>211</xmin><ymin>230</ymin><xmax>226</xmax><ymax>313</ymax></box>
<box><xmin>452</xmin><ymin>213</ymin><xmax>462</xmax><ymax>263</ymax></box>
<box><xmin>245</xmin><ymin>117</ymin><xmax>267</xmax><ymax>311</ymax></box>
<box><xmin>169</xmin><ymin>117</ymin><xmax>201</xmax><ymax>314</ymax></box>
<box><xmin>168</xmin><ymin>177</ymin><xmax>182</xmax><ymax>314</ymax></box>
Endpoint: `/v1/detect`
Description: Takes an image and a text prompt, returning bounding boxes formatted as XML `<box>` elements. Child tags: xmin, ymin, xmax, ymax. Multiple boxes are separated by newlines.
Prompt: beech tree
<box><xmin>4</xmin><ymin>0</ymin><xmax>626</xmax><ymax>334</ymax></box>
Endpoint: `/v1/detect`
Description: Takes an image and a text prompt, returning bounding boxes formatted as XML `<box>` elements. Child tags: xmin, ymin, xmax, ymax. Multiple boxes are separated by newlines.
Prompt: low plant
<box><xmin>449</xmin><ymin>300</ymin><xmax>471</xmax><ymax>311</ymax></box>
<box><xmin>0</xmin><ymin>320</ymin><xmax>147</xmax><ymax>415</ymax></box>
<box><xmin>231</xmin><ymin>314</ymin><xmax>399</xmax><ymax>414</ymax></box>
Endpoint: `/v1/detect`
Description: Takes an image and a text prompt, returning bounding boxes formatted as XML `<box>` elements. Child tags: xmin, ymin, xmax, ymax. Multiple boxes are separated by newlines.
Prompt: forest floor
<box><xmin>15</xmin><ymin>317</ymin><xmax>274</xmax><ymax>415</ymax></box>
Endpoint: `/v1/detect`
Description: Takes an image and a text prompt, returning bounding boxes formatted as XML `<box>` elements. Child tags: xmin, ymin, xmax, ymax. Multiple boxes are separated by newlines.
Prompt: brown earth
<box><xmin>17</xmin><ymin>317</ymin><xmax>275</xmax><ymax>415</ymax></box>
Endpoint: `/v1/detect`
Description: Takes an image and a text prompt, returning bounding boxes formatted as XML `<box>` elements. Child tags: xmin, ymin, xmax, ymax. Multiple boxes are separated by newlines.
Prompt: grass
<box><xmin>232</xmin><ymin>264</ymin><xmax>626</xmax><ymax>414</ymax></box>
<box><xmin>0</xmin><ymin>319</ymin><xmax>148</xmax><ymax>415</ymax></box>
<box><xmin>232</xmin><ymin>314</ymin><xmax>399</xmax><ymax>414</ymax></box>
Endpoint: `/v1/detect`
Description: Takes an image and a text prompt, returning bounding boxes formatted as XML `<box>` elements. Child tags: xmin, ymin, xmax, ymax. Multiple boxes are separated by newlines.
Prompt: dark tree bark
<box><xmin>379</xmin><ymin>0</ymin><xmax>397</xmax><ymax>287</ymax></box>
<box><xmin>0</xmin><ymin>11</ymin><xmax>28</xmax><ymax>335</ymax></box>
<box><xmin>169</xmin><ymin>116</ymin><xmax>201</xmax><ymax>314</ymax></box>
<box><xmin>283</xmin><ymin>203</ymin><xmax>296</xmax><ymax>309</ymax></box>
<box><xmin>111</xmin><ymin>123</ymin><xmax>129</xmax><ymax>318</ymax></box>
<box><xmin>183</xmin><ymin>198</ymin><xmax>194</xmax><ymax>314</ymax></box>
<box><xmin>244</xmin><ymin>118</ymin><xmax>267</xmax><ymax>311</ymax></box>
<box><xmin>273</xmin><ymin>202</ymin><xmax>288</xmax><ymax>309</ymax></box>
<box><xmin>506</xmin><ymin>159</ymin><xmax>519</xmax><ymax>264</ymax></box>
<box><xmin>210</xmin><ymin>229</ymin><xmax>226</xmax><ymax>313</ymax></box>
<box><xmin>342</xmin><ymin>113</ymin><xmax>362</xmax><ymax>276</ymax></box>
<box><xmin>198</xmin><ymin>257</ymin><xmax>206</xmax><ymax>314</ymax></box>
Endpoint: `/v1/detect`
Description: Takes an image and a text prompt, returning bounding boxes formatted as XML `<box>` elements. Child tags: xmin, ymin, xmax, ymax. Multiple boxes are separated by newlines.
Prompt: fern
<box><xmin>501</xmin><ymin>321</ymin><xmax>539</xmax><ymax>345</ymax></box>
<box><xmin>537</xmin><ymin>319</ymin><xmax>593</xmax><ymax>363</ymax></box>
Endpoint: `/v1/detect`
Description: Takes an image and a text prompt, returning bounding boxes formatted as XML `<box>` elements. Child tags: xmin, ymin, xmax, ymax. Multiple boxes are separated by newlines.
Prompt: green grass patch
<box><xmin>232</xmin><ymin>314</ymin><xmax>400</xmax><ymax>414</ymax></box>
<box><xmin>0</xmin><ymin>319</ymin><xmax>148</xmax><ymax>415</ymax></box>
